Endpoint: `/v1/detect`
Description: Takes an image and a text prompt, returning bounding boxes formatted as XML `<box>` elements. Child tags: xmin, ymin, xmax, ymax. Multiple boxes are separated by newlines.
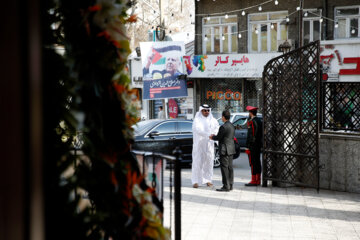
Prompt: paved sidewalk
<box><xmin>163</xmin><ymin>154</ymin><xmax>360</xmax><ymax>240</ymax></box>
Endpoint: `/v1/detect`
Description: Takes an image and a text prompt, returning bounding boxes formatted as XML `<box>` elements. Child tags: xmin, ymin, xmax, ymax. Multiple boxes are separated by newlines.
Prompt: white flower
<box><xmin>59</xmin><ymin>120</ymin><xmax>66</xmax><ymax>130</ymax></box>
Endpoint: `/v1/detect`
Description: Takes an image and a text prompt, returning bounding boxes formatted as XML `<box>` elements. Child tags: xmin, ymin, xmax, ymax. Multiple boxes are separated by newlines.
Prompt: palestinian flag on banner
<box><xmin>151</xmin><ymin>45</ymin><xmax>183</xmax><ymax>65</ymax></box>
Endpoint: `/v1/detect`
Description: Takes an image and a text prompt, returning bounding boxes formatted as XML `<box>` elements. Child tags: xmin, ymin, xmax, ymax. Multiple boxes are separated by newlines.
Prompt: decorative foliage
<box><xmin>42</xmin><ymin>0</ymin><xmax>170</xmax><ymax>239</ymax></box>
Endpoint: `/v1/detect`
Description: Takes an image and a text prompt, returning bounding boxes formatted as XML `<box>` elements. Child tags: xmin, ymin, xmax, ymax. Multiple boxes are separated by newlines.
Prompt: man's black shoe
<box><xmin>216</xmin><ymin>187</ymin><xmax>230</xmax><ymax>192</ymax></box>
<box><xmin>230</xmin><ymin>184</ymin><xmax>233</xmax><ymax>190</ymax></box>
<box><xmin>245</xmin><ymin>182</ymin><xmax>257</xmax><ymax>187</ymax></box>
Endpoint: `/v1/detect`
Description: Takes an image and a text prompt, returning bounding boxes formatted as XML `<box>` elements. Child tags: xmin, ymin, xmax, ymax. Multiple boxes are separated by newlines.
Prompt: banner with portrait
<box><xmin>140</xmin><ymin>41</ymin><xmax>187</xmax><ymax>99</ymax></box>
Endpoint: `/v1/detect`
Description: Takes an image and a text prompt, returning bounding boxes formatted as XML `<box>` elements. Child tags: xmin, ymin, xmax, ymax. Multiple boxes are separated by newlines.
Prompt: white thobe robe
<box><xmin>191</xmin><ymin>110</ymin><xmax>219</xmax><ymax>185</ymax></box>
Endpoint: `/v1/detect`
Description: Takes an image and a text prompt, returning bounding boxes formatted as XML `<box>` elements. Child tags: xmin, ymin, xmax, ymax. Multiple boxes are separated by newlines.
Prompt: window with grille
<box><xmin>322</xmin><ymin>82</ymin><xmax>360</xmax><ymax>132</ymax></box>
<box><xmin>334</xmin><ymin>6</ymin><xmax>360</xmax><ymax>39</ymax></box>
<box><xmin>248</xmin><ymin>11</ymin><xmax>288</xmax><ymax>53</ymax></box>
<box><xmin>202</xmin><ymin>15</ymin><xmax>238</xmax><ymax>54</ymax></box>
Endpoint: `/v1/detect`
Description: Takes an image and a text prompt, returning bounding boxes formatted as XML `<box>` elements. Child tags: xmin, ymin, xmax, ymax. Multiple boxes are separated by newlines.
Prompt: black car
<box><xmin>233</xmin><ymin>116</ymin><xmax>263</xmax><ymax>148</ymax></box>
<box><xmin>132</xmin><ymin>119</ymin><xmax>194</xmax><ymax>165</ymax></box>
<box><xmin>132</xmin><ymin>119</ymin><xmax>241</xmax><ymax>167</ymax></box>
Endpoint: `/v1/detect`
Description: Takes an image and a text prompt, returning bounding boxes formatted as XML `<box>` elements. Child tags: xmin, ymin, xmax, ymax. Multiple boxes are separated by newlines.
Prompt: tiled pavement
<box><xmin>163</xmin><ymin>154</ymin><xmax>360</xmax><ymax>240</ymax></box>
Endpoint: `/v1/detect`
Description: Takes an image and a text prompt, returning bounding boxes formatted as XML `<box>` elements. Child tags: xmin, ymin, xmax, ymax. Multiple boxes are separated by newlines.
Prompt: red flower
<box><xmin>102</xmin><ymin>152</ymin><xmax>118</xmax><ymax>165</ymax></box>
<box><xmin>97</xmin><ymin>31</ymin><xmax>111</xmax><ymax>40</ymax></box>
<box><xmin>110</xmin><ymin>171</ymin><xmax>118</xmax><ymax>187</ymax></box>
<box><xmin>113</xmin><ymin>82</ymin><xmax>126</xmax><ymax>94</ymax></box>
<box><xmin>88</xmin><ymin>5</ymin><xmax>101</xmax><ymax>12</ymax></box>
<box><xmin>111</xmin><ymin>40</ymin><xmax>121</xmax><ymax>48</ymax></box>
<box><xmin>127</xmin><ymin>14</ymin><xmax>137</xmax><ymax>23</ymax></box>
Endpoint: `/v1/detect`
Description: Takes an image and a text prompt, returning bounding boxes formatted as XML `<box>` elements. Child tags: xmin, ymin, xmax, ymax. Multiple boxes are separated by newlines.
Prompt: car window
<box><xmin>133</xmin><ymin>121</ymin><xmax>158</xmax><ymax>136</ymax></box>
<box><xmin>233</xmin><ymin>116</ymin><xmax>263</xmax><ymax>128</ymax></box>
<box><xmin>152</xmin><ymin>122</ymin><xmax>176</xmax><ymax>135</ymax></box>
<box><xmin>178</xmin><ymin>122</ymin><xmax>192</xmax><ymax>133</ymax></box>
<box><xmin>233</xmin><ymin>115</ymin><xmax>244</xmax><ymax>122</ymax></box>
<box><xmin>232</xmin><ymin>114</ymin><xmax>248</xmax><ymax>123</ymax></box>
<box><xmin>233</xmin><ymin>117</ymin><xmax>248</xmax><ymax>126</ymax></box>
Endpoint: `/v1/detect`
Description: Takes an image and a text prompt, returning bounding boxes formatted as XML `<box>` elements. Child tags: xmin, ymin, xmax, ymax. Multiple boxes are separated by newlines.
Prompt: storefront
<box><xmin>183</xmin><ymin>53</ymin><xmax>280</xmax><ymax>118</ymax></box>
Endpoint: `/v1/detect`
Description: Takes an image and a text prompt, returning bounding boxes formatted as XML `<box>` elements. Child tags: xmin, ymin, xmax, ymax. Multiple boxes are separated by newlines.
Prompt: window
<box><xmin>233</xmin><ymin>117</ymin><xmax>247</xmax><ymax>125</ymax></box>
<box><xmin>178</xmin><ymin>122</ymin><xmax>192</xmax><ymax>133</ymax></box>
<box><xmin>202</xmin><ymin>15</ymin><xmax>238</xmax><ymax>54</ymax></box>
<box><xmin>249</xmin><ymin>11</ymin><xmax>288</xmax><ymax>53</ymax></box>
<box><xmin>232</xmin><ymin>115</ymin><xmax>246</xmax><ymax>123</ymax></box>
<box><xmin>335</xmin><ymin>6</ymin><xmax>360</xmax><ymax>39</ymax></box>
<box><xmin>152</xmin><ymin>122</ymin><xmax>176</xmax><ymax>135</ymax></box>
<box><xmin>303</xmin><ymin>9</ymin><xmax>322</xmax><ymax>45</ymax></box>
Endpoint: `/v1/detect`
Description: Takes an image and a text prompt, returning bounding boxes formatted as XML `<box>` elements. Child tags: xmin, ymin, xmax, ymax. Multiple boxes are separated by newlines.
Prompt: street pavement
<box><xmin>163</xmin><ymin>153</ymin><xmax>360</xmax><ymax>240</ymax></box>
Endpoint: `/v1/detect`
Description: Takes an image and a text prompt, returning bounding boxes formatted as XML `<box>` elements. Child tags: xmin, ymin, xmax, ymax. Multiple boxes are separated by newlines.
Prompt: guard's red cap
<box><xmin>246</xmin><ymin>106</ymin><xmax>258</xmax><ymax>111</ymax></box>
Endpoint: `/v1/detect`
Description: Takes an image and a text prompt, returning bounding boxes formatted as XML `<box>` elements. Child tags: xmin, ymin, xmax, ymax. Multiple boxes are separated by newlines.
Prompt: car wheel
<box><xmin>214</xmin><ymin>148</ymin><xmax>220</xmax><ymax>168</ymax></box>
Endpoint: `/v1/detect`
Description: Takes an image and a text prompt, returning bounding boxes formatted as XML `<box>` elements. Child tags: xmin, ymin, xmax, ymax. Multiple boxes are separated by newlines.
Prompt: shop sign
<box><xmin>183</xmin><ymin>53</ymin><xmax>281</xmax><ymax>78</ymax></box>
<box><xmin>206</xmin><ymin>90</ymin><xmax>241</xmax><ymax>101</ymax></box>
<box><xmin>320</xmin><ymin>39</ymin><xmax>360</xmax><ymax>82</ymax></box>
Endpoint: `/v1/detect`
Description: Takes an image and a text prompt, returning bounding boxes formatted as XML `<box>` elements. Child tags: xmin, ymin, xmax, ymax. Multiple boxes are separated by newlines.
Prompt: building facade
<box><xmin>192</xmin><ymin>0</ymin><xmax>360</xmax><ymax>116</ymax></box>
<box><xmin>193</xmin><ymin>0</ymin><xmax>360</xmax><ymax>193</ymax></box>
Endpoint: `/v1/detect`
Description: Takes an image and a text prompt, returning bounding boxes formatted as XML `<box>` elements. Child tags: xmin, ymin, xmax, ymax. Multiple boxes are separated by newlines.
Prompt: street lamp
<box><xmin>278</xmin><ymin>40</ymin><xmax>291</xmax><ymax>54</ymax></box>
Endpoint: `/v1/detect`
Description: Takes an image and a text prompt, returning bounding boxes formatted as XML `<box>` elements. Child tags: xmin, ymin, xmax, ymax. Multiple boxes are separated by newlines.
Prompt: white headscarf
<box><xmin>194</xmin><ymin>104</ymin><xmax>215</xmax><ymax>121</ymax></box>
<box><xmin>193</xmin><ymin>104</ymin><xmax>218</xmax><ymax>137</ymax></box>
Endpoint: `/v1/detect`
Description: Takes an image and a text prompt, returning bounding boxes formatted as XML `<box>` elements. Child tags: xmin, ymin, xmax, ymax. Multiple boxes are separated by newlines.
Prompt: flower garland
<box><xmin>43</xmin><ymin>0</ymin><xmax>170</xmax><ymax>239</ymax></box>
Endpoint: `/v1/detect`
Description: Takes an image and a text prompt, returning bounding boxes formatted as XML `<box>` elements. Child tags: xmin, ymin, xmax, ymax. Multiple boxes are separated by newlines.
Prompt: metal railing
<box><xmin>68</xmin><ymin>140</ymin><xmax>182</xmax><ymax>239</ymax></box>
<box><xmin>321</xmin><ymin>81</ymin><xmax>360</xmax><ymax>133</ymax></box>
<box><xmin>132</xmin><ymin>147</ymin><xmax>182</xmax><ymax>240</ymax></box>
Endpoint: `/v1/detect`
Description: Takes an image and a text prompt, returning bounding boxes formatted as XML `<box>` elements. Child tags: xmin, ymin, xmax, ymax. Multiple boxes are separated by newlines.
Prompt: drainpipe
<box><xmin>322</xmin><ymin>0</ymin><xmax>327</xmax><ymax>40</ymax></box>
<box><xmin>299</xmin><ymin>0</ymin><xmax>304</xmax><ymax>47</ymax></box>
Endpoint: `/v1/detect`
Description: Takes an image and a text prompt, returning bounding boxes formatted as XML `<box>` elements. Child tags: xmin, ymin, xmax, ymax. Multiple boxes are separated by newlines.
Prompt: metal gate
<box><xmin>262</xmin><ymin>41</ymin><xmax>320</xmax><ymax>189</ymax></box>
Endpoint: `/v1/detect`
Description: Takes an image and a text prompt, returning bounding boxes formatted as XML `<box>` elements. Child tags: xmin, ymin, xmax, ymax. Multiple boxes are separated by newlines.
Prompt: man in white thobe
<box><xmin>191</xmin><ymin>104</ymin><xmax>220</xmax><ymax>188</ymax></box>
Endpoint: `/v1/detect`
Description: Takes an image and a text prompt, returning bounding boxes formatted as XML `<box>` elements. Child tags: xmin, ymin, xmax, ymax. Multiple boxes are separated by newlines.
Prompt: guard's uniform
<box><xmin>245</xmin><ymin>106</ymin><xmax>263</xmax><ymax>186</ymax></box>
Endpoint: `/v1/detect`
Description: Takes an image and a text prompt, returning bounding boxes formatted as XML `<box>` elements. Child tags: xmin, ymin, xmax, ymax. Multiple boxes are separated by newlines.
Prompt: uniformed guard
<box><xmin>245</xmin><ymin>106</ymin><xmax>263</xmax><ymax>186</ymax></box>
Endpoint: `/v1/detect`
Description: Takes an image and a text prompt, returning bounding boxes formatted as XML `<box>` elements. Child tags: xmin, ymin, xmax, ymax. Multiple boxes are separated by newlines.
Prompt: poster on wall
<box><xmin>140</xmin><ymin>41</ymin><xmax>187</xmax><ymax>99</ymax></box>
<box><xmin>168</xmin><ymin>99</ymin><xmax>178</xmax><ymax>119</ymax></box>
<box><xmin>183</xmin><ymin>53</ymin><xmax>281</xmax><ymax>78</ymax></box>
<box><xmin>168</xmin><ymin>88</ymin><xmax>194</xmax><ymax>120</ymax></box>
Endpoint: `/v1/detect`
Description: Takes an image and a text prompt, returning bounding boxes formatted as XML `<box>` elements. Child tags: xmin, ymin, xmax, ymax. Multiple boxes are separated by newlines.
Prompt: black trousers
<box><xmin>249</xmin><ymin>147</ymin><xmax>261</xmax><ymax>175</ymax></box>
<box><xmin>220</xmin><ymin>154</ymin><xmax>234</xmax><ymax>189</ymax></box>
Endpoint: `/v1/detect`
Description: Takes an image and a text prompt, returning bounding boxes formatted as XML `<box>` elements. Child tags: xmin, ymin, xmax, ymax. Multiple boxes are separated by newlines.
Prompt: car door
<box><xmin>174</xmin><ymin>121</ymin><xmax>193</xmax><ymax>162</ymax></box>
<box><xmin>233</xmin><ymin>117</ymin><xmax>248</xmax><ymax>147</ymax></box>
<box><xmin>144</xmin><ymin>121</ymin><xmax>177</xmax><ymax>155</ymax></box>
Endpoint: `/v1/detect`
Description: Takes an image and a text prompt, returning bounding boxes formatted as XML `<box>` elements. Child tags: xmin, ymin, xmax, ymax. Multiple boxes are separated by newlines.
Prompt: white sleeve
<box><xmin>193</xmin><ymin>118</ymin><xmax>209</xmax><ymax>137</ymax></box>
<box><xmin>210</xmin><ymin>119</ymin><xmax>220</xmax><ymax>135</ymax></box>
